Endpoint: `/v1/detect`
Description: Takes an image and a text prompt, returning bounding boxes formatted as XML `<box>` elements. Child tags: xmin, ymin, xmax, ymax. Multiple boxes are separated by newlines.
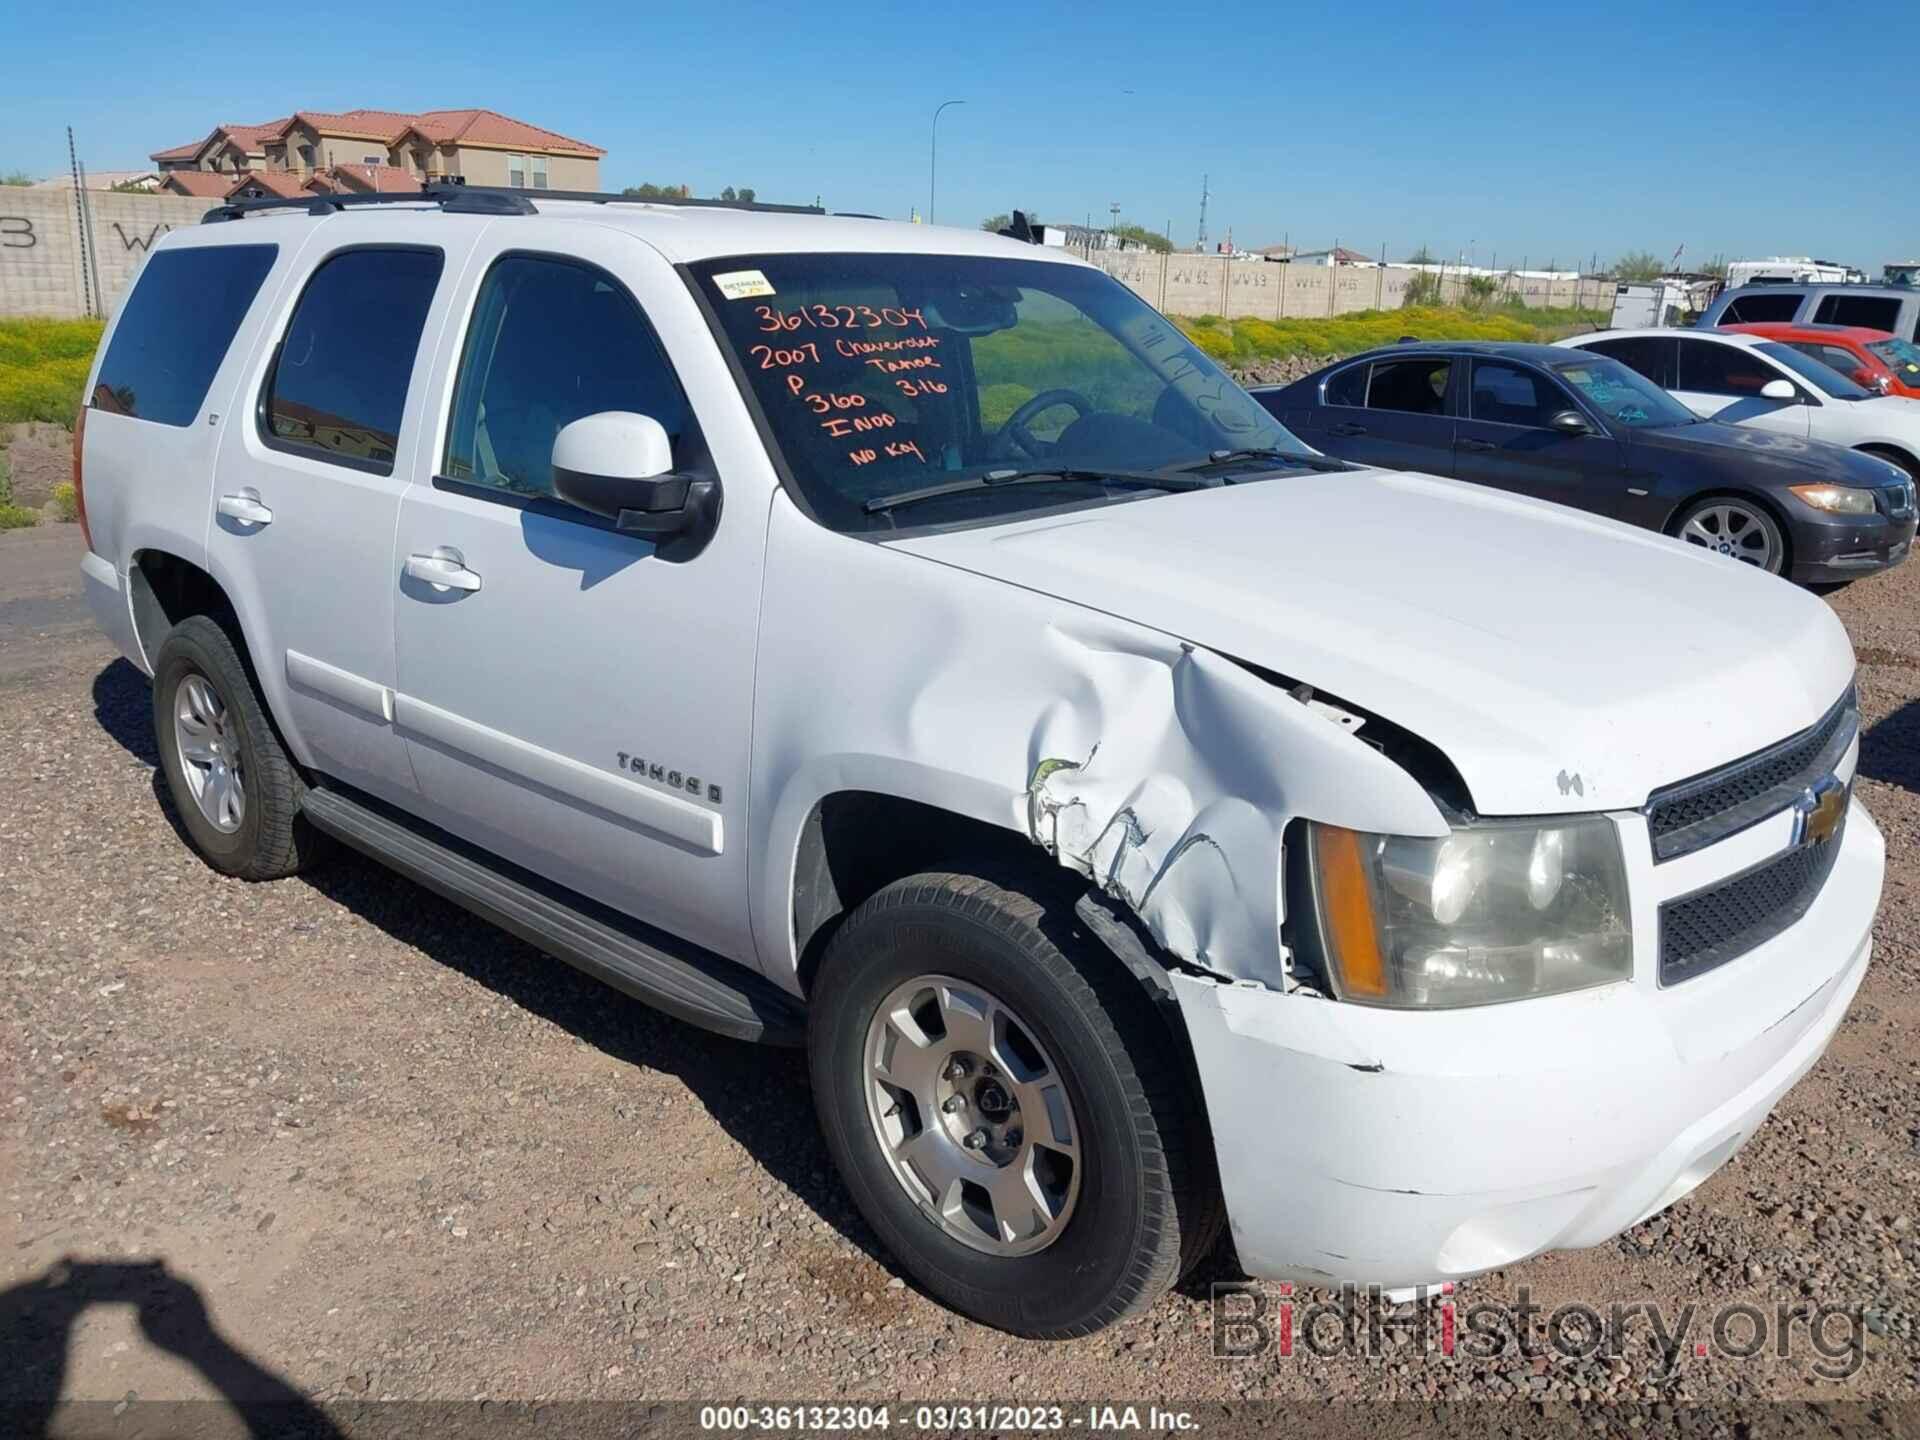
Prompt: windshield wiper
<box><xmin>862</xmin><ymin>466</ymin><xmax>1210</xmax><ymax>516</ymax></box>
<box><xmin>1165</xmin><ymin>447</ymin><xmax>1356</xmax><ymax>475</ymax></box>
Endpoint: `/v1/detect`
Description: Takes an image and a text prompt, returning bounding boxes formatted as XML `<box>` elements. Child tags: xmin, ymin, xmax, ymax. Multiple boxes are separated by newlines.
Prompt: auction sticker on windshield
<box><xmin>713</xmin><ymin>269</ymin><xmax>776</xmax><ymax>300</ymax></box>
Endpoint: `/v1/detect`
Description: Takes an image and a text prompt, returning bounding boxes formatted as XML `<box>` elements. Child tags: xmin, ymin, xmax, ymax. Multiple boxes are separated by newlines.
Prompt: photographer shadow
<box><xmin>0</xmin><ymin>1257</ymin><xmax>340</xmax><ymax>1439</ymax></box>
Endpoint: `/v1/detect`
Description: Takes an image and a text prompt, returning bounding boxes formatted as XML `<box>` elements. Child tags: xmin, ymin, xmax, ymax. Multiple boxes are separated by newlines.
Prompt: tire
<box><xmin>151</xmin><ymin>614</ymin><xmax>324</xmax><ymax>880</ymax></box>
<box><xmin>1672</xmin><ymin>494</ymin><xmax>1788</xmax><ymax>575</ymax></box>
<box><xmin>808</xmin><ymin>868</ymin><xmax>1222</xmax><ymax>1338</ymax></box>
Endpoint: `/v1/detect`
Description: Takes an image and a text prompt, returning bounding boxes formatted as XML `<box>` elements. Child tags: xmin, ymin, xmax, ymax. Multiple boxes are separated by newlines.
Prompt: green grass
<box><xmin>0</xmin><ymin>318</ymin><xmax>104</xmax><ymax>426</ymax></box>
<box><xmin>0</xmin><ymin>449</ymin><xmax>34</xmax><ymax>528</ymax></box>
<box><xmin>1174</xmin><ymin>304</ymin><xmax>1607</xmax><ymax>368</ymax></box>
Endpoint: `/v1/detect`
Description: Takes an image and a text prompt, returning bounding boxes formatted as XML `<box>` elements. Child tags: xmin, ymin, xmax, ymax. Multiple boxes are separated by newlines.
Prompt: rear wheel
<box><xmin>1673</xmin><ymin>495</ymin><xmax>1786</xmax><ymax>575</ymax></box>
<box><xmin>152</xmin><ymin>615</ymin><xmax>324</xmax><ymax>880</ymax></box>
<box><xmin>808</xmin><ymin>868</ymin><xmax>1222</xmax><ymax>1338</ymax></box>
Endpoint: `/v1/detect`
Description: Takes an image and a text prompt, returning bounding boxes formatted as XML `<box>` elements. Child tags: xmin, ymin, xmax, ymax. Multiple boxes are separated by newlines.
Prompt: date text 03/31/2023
<box><xmin>696</xmin><ymin>1405</ymin><xmax>1201</xmax><ymax>1432</ymax></box>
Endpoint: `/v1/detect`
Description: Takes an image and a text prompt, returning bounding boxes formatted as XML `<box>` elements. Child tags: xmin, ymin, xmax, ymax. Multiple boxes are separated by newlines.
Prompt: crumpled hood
<box><xmin>888</xmin><ymin>470</ymin><xmax>1856</xmax><ymax>815</ymax></box>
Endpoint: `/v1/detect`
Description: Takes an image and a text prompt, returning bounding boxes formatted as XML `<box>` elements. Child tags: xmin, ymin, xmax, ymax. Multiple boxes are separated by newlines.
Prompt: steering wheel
<box><xmin>998</xmin><ymin>388</ymin><xmax>1095</xmax><ymax>458</ymax></box>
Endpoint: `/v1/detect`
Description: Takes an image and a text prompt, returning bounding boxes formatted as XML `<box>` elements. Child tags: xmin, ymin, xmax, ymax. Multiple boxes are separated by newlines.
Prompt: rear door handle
<box><xmin>1328</xmin><ymin>422</ymin><xmax>1368</xmax><ymax>437</ymax></box>
<box><xmin>216</xmin><ymin>490</ymin><xmax>273</xmax><ymax>527</ymax></box>
<box><xmin>404</xmin><ymin>549</ymin><xmax>482</xmax><ymax>593</ymax></box>
<box><xmin>1458</xmin><ymin>438</ymin><xmax>1498</xmax><ymax>452</ymax></box>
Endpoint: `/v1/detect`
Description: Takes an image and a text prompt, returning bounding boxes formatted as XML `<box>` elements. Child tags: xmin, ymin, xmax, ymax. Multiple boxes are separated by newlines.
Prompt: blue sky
<box><xmin>6</xmin><ymin>0</ymin><xmax>1916</xmax><ymax>269</ymax></box>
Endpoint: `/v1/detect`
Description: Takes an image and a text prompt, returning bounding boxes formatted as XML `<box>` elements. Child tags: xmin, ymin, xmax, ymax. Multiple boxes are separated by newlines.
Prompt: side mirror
<box><xmin>1759</xmin><ymin>378</ymin><xmax>1798</xmax><ymax>402</ymax></box>
<box><xmin>550</xmin><ymin>411</ymin><xmax>720</xmax><ymax>547</ymax></box>
<box><xmin>1548</xmin><ymin>409</ymin><xmax>1591</xmax><ymax>435</ymax></box>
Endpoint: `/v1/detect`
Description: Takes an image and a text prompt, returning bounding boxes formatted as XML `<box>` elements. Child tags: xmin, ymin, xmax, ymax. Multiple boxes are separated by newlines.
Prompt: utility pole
<box><xmin>928</xmin><ymin>99</ymin><xmax>965</xmax><ymax>225</ymax></box>
<box><xmin>1195</xmin><ymin>173</ymin><xmax>1210</xmax><ymax>254</ymax></box>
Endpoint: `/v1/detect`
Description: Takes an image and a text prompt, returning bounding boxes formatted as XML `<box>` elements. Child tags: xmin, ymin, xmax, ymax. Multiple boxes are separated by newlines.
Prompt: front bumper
<box><xmin>1173</xmin><ymin>800</ymin><xmax>1883</xmax><ymax>1291</ymax></box>
<box><xmin>1788</xmin><ymin>509</ymin><xmax>1915</xmax><ymax>583</ymax></box>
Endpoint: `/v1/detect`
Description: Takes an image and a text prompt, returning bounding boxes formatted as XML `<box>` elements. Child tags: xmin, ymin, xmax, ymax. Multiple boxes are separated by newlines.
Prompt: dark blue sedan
<box><xmin>1252</xmin><ymin>341</ymin><xmax>1915</xmax><ymax>584</ymax></box>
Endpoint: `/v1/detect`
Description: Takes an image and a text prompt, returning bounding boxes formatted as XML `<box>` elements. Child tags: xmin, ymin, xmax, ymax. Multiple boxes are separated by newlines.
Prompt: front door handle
<box><xmin>217</xmin><ymin>490</ymin><xmax>273</xmax><ymax>527</ymax></box>
<box><xmin>404</xmin><ymin>549</ymin><xmax>482</xmax><ymax>593</ymax></box>
<box><xmin>1458</xmin><ymin>438</ymin><xmax>1498</xmax><ymax>452</ymax></box>
<box><xmin>1329</xmin><ymin>422</ymin><xmax>1369</xmax><ymax>437</ymax></box>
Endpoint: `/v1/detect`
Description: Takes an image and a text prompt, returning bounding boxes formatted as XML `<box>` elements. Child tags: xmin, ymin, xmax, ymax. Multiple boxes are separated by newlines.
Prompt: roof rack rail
<box><xmin>203</xmin><ymin>182</ymin><xmax>533</xmax><ymax>223</ymax></box>
<box><xmin>513</xmin><ymin>187</ymin><xmax>826</xmax><ymax>215</ymax></box>
<box><xmin>202</xmin><ymin>181</ymin><xmax>828</xmax><ymax>225</ymax></box>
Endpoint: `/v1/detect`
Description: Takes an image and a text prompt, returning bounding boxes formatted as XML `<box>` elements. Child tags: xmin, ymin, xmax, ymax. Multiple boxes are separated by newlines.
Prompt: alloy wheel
<box><xmin>863</xmin><ymin>975</ymin><xmax>1081</xmax><ymax>1256</ymax></box>
<box><xmin>173</xmin><ymin>673</ymin><xmax>246</xmax><ymax>834</ymax></box>
<box><xmin>1679</xmin><ymin>502</ymin><xmax>1779</xmax><ymax>571</ymax></box>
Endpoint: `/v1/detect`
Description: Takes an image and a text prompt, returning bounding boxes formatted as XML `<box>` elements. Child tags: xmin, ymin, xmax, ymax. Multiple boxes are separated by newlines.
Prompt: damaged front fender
<box><xmin>1017</xmin><ymin>633</ymin><xmax>1447</xmax><ymax>987</ymax></box>
<box><xmin>750</xmin><ymin>498</ymin><xmax>1448</xmax><ymax>992</ymax></box>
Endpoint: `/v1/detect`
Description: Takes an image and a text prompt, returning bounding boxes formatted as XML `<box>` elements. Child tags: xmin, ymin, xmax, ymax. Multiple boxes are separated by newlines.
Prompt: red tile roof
<box><xmin>226</xmin><ymin>169</ymin><xmax>309</xmax><ymax>199</ymax></box>
<box><xmin>405</xmin><ymin>109</ymin><xmax>604</xmax><ymax>157</ymax></box>
<box><xmin>152</xmin><ymin>118</ymin><xmax>288</xmax><ymax>164</ymax></box>
<box><xmin>160</xmin><ymin>170</ymin><xmax>235</xmax><ymax>197</ymax></box>
<box><xmin>318</xmin><ymin>163</ymin><xmax>422</xmax><ymax>194</ymax></box>
<box><xmin>159</xmin><ymin>106</ymin><xmax>602</xmax><ymax>168</ymax></box>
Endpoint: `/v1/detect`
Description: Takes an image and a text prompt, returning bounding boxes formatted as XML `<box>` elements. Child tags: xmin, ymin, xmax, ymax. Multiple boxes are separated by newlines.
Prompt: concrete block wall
<box><xmin>0</xmin><ymin>189</ymin><xmax>220</xmax><ymax>319</ymax></box>
<box><xmin>1085</xmin><ymin>249</ymin><xmax>1609</xmax><ymax>320</ymax></box>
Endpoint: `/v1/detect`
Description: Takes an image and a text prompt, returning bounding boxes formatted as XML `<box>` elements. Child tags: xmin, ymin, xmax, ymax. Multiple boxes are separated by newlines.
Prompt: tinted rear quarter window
<box><xmin>1323</xmin><ymin>363</ymin><xmax>1367</xmax><ymax>407</ymax></box>
<box><xmin>1718</xmin><ymin>292</ymin><xmax>1801</xmax><ymax>324</ymax></box>
<box><xmin>1815</xmin><ymin>295</ymin><xmax>1902</xmax><ymax>330</ymax></box>
<box><xmin>262</xmin><ymin>247</ymin><xmax>444</xmax><ymax>475</ymax></box>
<box><xmin>91</xmin><ymin>245</ymin><xmax>277</xmax><ymax>425</ymax></box>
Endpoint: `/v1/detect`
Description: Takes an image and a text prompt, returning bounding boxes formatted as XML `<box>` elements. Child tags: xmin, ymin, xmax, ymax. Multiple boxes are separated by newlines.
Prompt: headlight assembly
<box><xmin>1789</xmin><ymin>483</ymin><xmax>1879</xmax><ymax>516</ymax></box>
<box><xmin>1307</xmin><ymin>816</ymin><xmax>1632</xmax><ymax>1008</ymax></box>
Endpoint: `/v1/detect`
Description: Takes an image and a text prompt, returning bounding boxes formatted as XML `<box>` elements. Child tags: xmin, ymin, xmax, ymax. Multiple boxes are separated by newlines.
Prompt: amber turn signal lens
<box><xmin>1313</xmin><ymin>824</ymin><xmax>1388</xmax><ymax>1000</ymax></box>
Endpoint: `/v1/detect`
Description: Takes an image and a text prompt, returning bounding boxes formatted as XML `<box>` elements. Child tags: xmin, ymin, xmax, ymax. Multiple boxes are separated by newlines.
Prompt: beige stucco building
<box><xmin>151</xmin><ymin>108</ymin><xmax>604</xmax><ymax>194</ymax></box>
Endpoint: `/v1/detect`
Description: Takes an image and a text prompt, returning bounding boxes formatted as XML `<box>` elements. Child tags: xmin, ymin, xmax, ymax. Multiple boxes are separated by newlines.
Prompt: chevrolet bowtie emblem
<box><xmin>1790</xmin><ymin>774</ymin><xmax>1848</xmax><ymax>849</ymax></box>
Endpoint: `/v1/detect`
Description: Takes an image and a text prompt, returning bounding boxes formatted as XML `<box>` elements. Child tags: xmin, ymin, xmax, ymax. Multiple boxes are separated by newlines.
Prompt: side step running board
<box><xmin>302</xmin><ymin>785</ymin><xmax>805</xmax><ymax>1046</ymax></box>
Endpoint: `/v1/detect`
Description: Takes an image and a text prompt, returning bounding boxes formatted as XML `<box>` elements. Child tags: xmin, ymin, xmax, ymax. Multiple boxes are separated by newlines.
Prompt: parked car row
<box><xmin>1254</xmin><ymin>323</ymin><xmax>1919</xmax><ymax>584</ymax></box>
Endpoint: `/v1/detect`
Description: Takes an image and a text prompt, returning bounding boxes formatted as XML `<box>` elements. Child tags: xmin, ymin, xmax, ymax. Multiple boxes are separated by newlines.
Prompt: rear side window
<box><xmin>1814</xmin><ymin>294</ymin><xmax>1901</xmax><ymax>330</ymax></box>
<box><xmin>262</xmin><ymin>247</ymin><xmax>444</xmax><ymax>475</ymax></box>
<box><xmin>1366</xmin><ymin>358</ymin><xmax>1451</xmax><ymax>415</ymax></box>
<box><xmin>91</xmin><ymin>245</ymin><xmax>277</xmax><ymax>425</ymax></box>
<box><xmin>443</xmin><ymin>254</ymin><xmax>689</xmax><ymax>498</ymax></box>
<box><xmin>1718</xmin><ymin>292</ymin><xmax>1801</xmax><ymax>324</ymax></box>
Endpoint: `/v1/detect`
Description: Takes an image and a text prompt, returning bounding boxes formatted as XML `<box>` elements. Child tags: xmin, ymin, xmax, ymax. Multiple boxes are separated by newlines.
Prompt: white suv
<box><xmin>75</xmin><ymin>187</ymin><xmax>1883</xmax><ymax>1338</ymax></box>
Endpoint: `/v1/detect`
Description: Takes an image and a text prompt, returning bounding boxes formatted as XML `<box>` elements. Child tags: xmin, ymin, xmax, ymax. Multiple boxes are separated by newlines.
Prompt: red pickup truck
<box><xmin>1721</xmin><ymin>321</ymin><xmax>1920</xmax><ymax>398</ymax></box>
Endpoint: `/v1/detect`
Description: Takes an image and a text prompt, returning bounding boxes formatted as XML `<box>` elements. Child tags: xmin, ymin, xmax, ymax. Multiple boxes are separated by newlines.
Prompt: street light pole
<box><xmin>929</xmin><ymin>98</ymin><xmax>965</xmax><ymax>224</ymax></box>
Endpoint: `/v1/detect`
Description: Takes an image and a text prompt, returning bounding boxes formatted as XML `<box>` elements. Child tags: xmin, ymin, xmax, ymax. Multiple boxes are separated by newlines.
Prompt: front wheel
<box><xmin>808</xmin><ymin>869</ymin><xmax>1221</xmax><ymax>1338</ymax></box>
<box><xmin>1673</xmin><ymin>495</ymin><xmax>1787</xmax><ymax>575</ymax></box>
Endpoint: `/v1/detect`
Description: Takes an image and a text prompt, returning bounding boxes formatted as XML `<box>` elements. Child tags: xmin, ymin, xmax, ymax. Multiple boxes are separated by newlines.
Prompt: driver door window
<box><xmin>1468</xmin><ymin>361</ymin><xmax>1568</xmax><ymax>428</ymax></box>
<box><xmin>970</xmin><ymin>289</ymin><xmax>1167</xmax><ymax>444</ymax></box>
<box><xmin>444</xmin><ymin>254</ymin><xmax>688</xmax><ymax>499</ymax></box>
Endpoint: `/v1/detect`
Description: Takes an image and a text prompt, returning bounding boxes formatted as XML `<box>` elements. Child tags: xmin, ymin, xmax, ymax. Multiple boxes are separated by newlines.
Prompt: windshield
<box><xmin>1868</xmin><ymin>336</ymin><xmax>1920</xmax><ymax>386</ymax></box>
<box><xmin>1551</xmin><ymin>355</ymin><xmax>1698</xmax><ymax>428</ymax></box>
<box><xmin>1756</xmin><ymin>341</ymin><xmax>1873</xmax><ymax>400</ymax></box>
<box><xmin>691</xmin><ymin>252</ymin><xmax>1307</xmax><ymax>532</ymax></box>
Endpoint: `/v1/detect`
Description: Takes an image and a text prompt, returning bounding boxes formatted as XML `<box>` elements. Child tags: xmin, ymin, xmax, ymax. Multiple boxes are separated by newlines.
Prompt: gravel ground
<box><xmin>3</xmin><ymin>523</ymin><xmax>1919</xmax><ymax>1423</ymax></box>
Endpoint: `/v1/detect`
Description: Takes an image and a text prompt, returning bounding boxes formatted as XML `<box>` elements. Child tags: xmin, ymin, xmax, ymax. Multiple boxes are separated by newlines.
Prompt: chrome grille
<box><xmin>1643</xmin><ymin>687</ymin><xmax>1857</xmax><ymax>862</ymax></box>
<box><xmin>1659</xmin><ymin>811</ymin><xmax>1846</xmax><ymax>985</ymax></box>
